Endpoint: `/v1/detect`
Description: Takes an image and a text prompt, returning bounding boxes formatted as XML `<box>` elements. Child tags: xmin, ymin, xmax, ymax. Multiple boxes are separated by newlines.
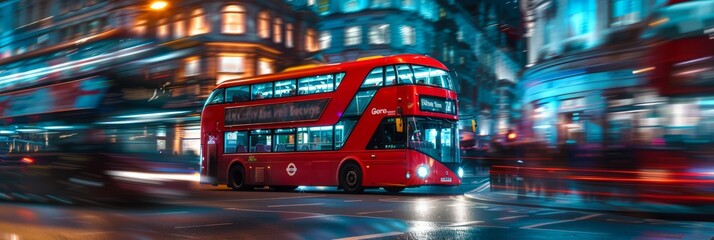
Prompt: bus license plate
<box><xmin>440</xmin><ymin>177</ymin><xmax>452</xmax><ymax>182</ymax></box>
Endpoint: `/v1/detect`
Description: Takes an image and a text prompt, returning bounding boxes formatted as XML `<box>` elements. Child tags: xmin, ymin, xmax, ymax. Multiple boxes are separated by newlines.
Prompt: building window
<box><xmin>610</xmin><ymin>0</ymin><xmax>641</xmax><ymax>27</ymax></box>
<box><xmin>371</xmin><ymin>0</ymin><xmax>391</xmax><ymax>8</ymax></box>
<box><xmin>134</xmin><ymin>18</ymin><xmax>147</xmax><ymax>36</ymax></box>
<box><xmin>567</xmin><ymin>0</ymin><xmax>595</xmax><ymax>37</ymax></box>
<box><xmin>174</xmin><ymin>14</ymin><xmax>185</xmax><ymax>39</ymax></box>
<box><xmin>319</xmin><ymin>31</ymin><xmax>331</xmax><ymax>50</ymax></box>
<box><xmin>258</xmin><ymin>11</ymin><xmax>270</xmax><ymax>39</ymax></box>
<box><xmin>27</xmin><ymin>4</ymin><xmax>34</xmax><ymax>25</ymax></box>
<box><xmin>344</xmin><ymin>0</ymin><xmax>359</xmax><ymax>12</ymax></box>
<box><xmin>157</xmin><ymin>18</ymin><xmax>169</xmax><ymax>40</ymax></box>
<box><xmin>222</xmin><ymin>5</ymin><xmax>245</xmax><ymax>34</ymax></box>
<box><xmin>543</xmin><ymin>18</ymin><xmax>553</xmax><ymax>45</ymax></box>
<box><xmin>190</xmin><ymin>8</ymin><xmax>209</xmax><ymax>36</ymax></box>
<box><xmin>219</xmin><ymin>56</ymin><xmax>245</xmax><ymax>73</ymax></box>
<box><xmin>185</xmin><ymin>57</ymin><xmax>200</xmax><ymax>77</ymax></box>
<box><xmin>39</xmin><ymin>0</ymin><xmax>49</xmax><ymax>19</ymax></box>
<box><xmin>89</xmin><ymin>20</ymin><xmax>100</xmax><ymax>35</ymax></box>
<box><xmin>306</xmin><ymin>28</ymin><xmax>318</xmax><ymax>52</ymax></box>
<box><xmin>273</xmin><ymin>18</ymin><xmax>282</xmax><ymax>43</ymax></box>
<box><xmin>369</xmin><ymin>24</ymin><xmax>390</xmax><ymax>45</ymax></box>
<box><xmin>400</xmin><ymin>25</ymin><xmax>415</xmax><ymax>46</ymax></box>
<box><xmin>258</xmin><ymin>59</ymin><xmax>273</xmax><ymax>75</ymax></box>
<box><xmin>318</xmin><ymin>0</ymin><xmax>330</xmax><ymax>14</ymax></box>
<box><xmin>401</xmin><ymin>0</ymin><xmax>414</xmax><ymax>10</ymax></box>
<box><xmin>345</xmin><ymin>26</ymin><xmax>361</xmax><ymax>46</ymax></box>
<box><xmin>286</xmin><ymin>23</ymin><xmax>294</xmax><ymax>48</ymax></box>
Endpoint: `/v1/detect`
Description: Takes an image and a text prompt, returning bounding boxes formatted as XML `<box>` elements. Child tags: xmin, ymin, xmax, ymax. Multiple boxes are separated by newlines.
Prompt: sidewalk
<box><xmin>464</xmin><ymin>181</ymin><xmax>714</xmax><ymax>218</ymax></box>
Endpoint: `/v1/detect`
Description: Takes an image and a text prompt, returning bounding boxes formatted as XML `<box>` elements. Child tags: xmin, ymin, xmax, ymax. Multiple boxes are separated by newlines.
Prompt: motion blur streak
<box><xmin>106</xmin><ymin>171</ymin><xmax>200</xmax><ymax>182</ymax></box>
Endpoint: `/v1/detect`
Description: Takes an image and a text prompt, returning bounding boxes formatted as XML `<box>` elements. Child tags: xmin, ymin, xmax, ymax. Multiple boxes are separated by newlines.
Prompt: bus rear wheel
<box><xmin>384</xmin><ymin>186</ymin><xmax>405</xmax><ymax>193</ymax></box>
<box><xmin>228</xmin><ymin>165</ymin><xmax>251</xmax><ymax>191</ymax></box>
<box><xmin>340</xmin><ymin>163</ymin><xmax>364</xmax><ymax>194</ymax></box>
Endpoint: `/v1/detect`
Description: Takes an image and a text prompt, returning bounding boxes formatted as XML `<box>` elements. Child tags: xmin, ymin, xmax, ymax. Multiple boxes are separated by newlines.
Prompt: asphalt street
<box><xmin>0</xmin><ymin>177</ymin><xmax>713</xmax><ymax>240</ymax></box>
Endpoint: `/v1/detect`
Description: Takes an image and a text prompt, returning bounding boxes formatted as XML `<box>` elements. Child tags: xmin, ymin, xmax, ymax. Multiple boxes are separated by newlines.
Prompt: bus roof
<box><xmin>215</xmin><ymin>54</ymin><xmax>448</xmax><ymax>89</ymax></box>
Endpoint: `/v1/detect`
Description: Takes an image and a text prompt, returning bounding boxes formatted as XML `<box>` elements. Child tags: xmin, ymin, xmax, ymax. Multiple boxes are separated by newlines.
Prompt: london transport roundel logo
<box><xmin>286</xmin><ymin>163</ymin><xmax>297</xmax><ymax>176</ymax></box>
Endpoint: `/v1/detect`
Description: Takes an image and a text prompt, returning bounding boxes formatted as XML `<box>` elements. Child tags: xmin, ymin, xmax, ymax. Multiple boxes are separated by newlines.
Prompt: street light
<box><xmin>150</xmin><ymin>1</ymin><xmax>168</xmax><ymax>11</ymax></box>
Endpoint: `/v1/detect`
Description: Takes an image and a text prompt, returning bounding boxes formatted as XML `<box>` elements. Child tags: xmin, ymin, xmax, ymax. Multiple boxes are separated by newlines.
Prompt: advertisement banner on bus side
<box><xmin>224</xmin><ymin>98</ymin><xmax>329</xmax><ymax>125</ymax></box>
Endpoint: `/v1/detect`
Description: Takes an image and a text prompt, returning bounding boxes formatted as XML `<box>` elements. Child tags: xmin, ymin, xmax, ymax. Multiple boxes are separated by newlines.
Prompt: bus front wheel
<box><xmin>340</xmin><ymin>163</ymin><xmax>364</xmax><ymax>194</ymax></box>
<box><xmin>228</xmin><ymin>165</ymin><xmax>251</xmax><ymax>191</ymax></box>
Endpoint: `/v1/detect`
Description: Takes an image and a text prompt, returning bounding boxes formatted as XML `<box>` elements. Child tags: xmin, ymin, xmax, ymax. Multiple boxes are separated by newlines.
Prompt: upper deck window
<box><xmin>252</xmin><ymin>82</ymin><xmax>273</xmax><ymax>100</ymax></box>
<box><xmin>298</xmin><ymin>74</ymin><xmax>334</xmax><ymax>95</ymax></box>
<box><xmin>364</xmin><ymin>64</ymin><xmax>455</xmax><ymax>91</ymax></box>
<box><xmin>362</xmin><ymin>67</ymin><xmax>384</xmax><ymax>88</ymax></box>
<box><xmin>209</xmin><ymin>72</ymin><xmax>343</xmax><ymax>105</ymax></box>
<box><xmin>225</xmin><ymin>85</ymin><xmax>250</xmax><ymax>102</ymax></box>
<box><xmin>205</xmin><ymin>88</ymin><xmax>225</xmax><ymax>106</ymax></box>
<box><xmin>274</xmin><ymin>80</ymin><xmax>297</xmax><ymax>97</ymax></box>
<box><xmin>395</xmin><ymin>64</ymin><xmax>414</xmax><ymax>84</ymax></box>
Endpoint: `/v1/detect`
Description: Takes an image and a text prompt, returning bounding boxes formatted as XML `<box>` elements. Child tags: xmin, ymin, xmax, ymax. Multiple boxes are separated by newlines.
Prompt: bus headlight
<box><xmin>457</xmin><ymin>167</ymin><xmax>464</xmax><ymax>178</ymax></box>
<box><xmin>417</xmin><ymin>165</ymin><xmax>429</xmax><ymax>178</ymax></box>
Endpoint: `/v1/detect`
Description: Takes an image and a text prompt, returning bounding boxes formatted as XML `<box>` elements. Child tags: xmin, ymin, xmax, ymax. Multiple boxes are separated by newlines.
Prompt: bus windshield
<box><xmin>407</xmin><ymin>117</ymin><xmax>459</xmax><ymax>163</ymax></box>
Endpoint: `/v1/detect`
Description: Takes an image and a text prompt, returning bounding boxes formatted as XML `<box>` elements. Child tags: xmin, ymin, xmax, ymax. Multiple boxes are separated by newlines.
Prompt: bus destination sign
<box><xmin>419</xmin><ymin>96</ymin><xmax>456</xmax><ymax>115</ymax></box>
<box><xmin>225</xmin><ymin>98</ymin><xmax>329</xmax><ymax>125</ymax></box>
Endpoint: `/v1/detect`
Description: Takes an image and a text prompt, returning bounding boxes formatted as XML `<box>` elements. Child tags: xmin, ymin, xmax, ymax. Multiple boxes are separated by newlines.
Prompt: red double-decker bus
<box><xmin>200</xmin><ymin>54</ymin><xmax>463</xmax><ymax>193</ymax></box>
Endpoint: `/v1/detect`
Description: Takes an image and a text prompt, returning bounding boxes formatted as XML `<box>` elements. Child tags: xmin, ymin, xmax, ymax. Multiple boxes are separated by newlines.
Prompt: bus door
<box><xmin>205</xmin><ymin>133</ymin><xmax>219</xmax><ymax>185</ymax></box>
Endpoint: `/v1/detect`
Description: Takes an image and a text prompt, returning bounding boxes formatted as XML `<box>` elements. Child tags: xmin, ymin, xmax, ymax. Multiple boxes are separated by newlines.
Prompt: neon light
<box><xmin>115</xmin><ymin>111</ymin><xmax>190</xmax><ymax>119</ymax></box>
<box><xmin>632</xmin><ymin>67</ymin><xmax>655</xmax><ymax>74</ymax></box>
<box><xmin>0</xmin><ymin>44</ymin><xmax>152</xmax><ymax>90</ymax></box>
<box><xmin>648</xmin><ymin>17</ymin><xmax>669</xmax><ymax>27</ymax></box>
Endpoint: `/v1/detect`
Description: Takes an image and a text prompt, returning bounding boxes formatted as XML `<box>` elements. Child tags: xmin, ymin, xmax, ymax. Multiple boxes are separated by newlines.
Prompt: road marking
<box><xmin>227</xmin><ymin>208</ymin><xmax>402</xmax><ymax>222</ymax></box>
<box><xmin>379</xmin><ymin>198</ymin><xmax>440</xmax><ymax>203</ymax></box>
<box><xmin>344</xmin><ymin>200</ymin><xmax>362</xmax><ymax>203</ymax></box>
<box><xmin>447</xmin><ymin>203</ymin><xmax>476</xmax><ymax>207</ymax></box>
<box><xmin>174</xmin><ymin>222</ymin><xmax>233</xmax><ymax>229</ymax></box>
<box><xmin>520</xmin><ymin>214</ymin><xmax>603</xmax><ymax>229</ymax></box>
<box><xmin>268</xmin><ymin>203</ymin><xmax>324</xmax><ymax>208</ymax></box>
<box><xmin>466</xmin><ymin>182</ymin><xmax>491</xmax><ymax>194</ymax></box>
<box><xmin>333</xmin><ymin>231</ymin><xmax>404</xmax><ymax>240</ymax></box>
<box><xmin>226</xmin><ymin>208</ymin><xmax>323</xmax><ymax>216</ymax></box>
<box><xmin>448</xmin><ymin>221</ymin><xmax>484</xmax><ymax>227</ymax></box>
<box><xmin>472</xmin><ymin>178</ymin><xmax>490</xmax><ymax>184</ymax></box>
<box><xmin>356</xmin><ymin>210</ymin><xmax>393</xmax><ymax>215</ymax></box>
<box><xmin>286</xmin><ymin>215</ymin><xmax>332</xmax><ymax>221</ymax></box>
<box><xmin>169</xmin><ymin>234</ymin><xmax>200</xmax><ymax>239</ymax></box>
<box><xmin>135</xmin><ymin>211</ymin><xmax>189</xmax><ymax>216</ymax></box>
<box><xmin>46</xmin><ymin>195</ymin><xmax>73</xmax><ymax>204</ymax></box>
<box><xmin>74</xmin><ymin>231</ymin><xmax>115</xmax><ymax>236</ymax></box>
<box><xmin>521</xmin><ymin>228</ymin><xmax>610</xmax><ymax>235</ymax></box>
<box><xmin>497</xmin><ymin>215</ymin><xmax>528</xmax><ymax>220</ymax></box>
<box><xmin>535</xmin><ymin>211</ymin><xmax>566</xmax><ymax>216</ymax></box>
<box><xmin>172</xmin><ymin>194</ymin><xmax>327</xmax><ymax>204</ymax></box>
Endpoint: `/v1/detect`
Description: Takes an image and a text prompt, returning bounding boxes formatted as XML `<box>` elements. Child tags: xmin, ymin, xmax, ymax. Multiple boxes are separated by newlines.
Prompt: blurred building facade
<box><xmin>0</xmin><ymin>0</ymin><xmax>319</xmax><ymax>155</ymax></box>
<box><xmin>519</xmin><ymin>0</ymin><xmax>714</xmax><ymax>147</ymax></box>
<box><xmin>0</xmin><ymin>0</ymin><xmax>525</xmax><ymax>154</ymax></box>
<box><xmin>288</xmin><ymin>0</ymin><xmax>524</xmax><ymax>138</ymax></box>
